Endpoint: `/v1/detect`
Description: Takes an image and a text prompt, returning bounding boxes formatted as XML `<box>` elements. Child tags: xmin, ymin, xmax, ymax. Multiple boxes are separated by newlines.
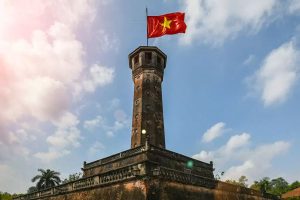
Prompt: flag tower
<box><xmin>14</xmin><ymin>11</ymin><xmax>277</xmax><ymax>200</ymax></box>
<box><xmin>129</xmin><ymin>46</ymin><xmax>167</xmax><ymax>149</ymax></box>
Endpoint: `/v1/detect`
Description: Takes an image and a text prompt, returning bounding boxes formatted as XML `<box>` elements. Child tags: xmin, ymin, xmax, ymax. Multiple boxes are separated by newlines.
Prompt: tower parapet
<box><xmin>129</xmin><ymin>46</ymin><xmax>167</xmax><ymax>149</ymax></box>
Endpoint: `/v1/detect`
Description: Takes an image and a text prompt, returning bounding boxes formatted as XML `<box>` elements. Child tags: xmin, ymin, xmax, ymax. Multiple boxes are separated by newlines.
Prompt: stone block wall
<box><xmin>15</xmin><ymin>178</ymin><xmax>279</xmax><ymax>200</ymax></box>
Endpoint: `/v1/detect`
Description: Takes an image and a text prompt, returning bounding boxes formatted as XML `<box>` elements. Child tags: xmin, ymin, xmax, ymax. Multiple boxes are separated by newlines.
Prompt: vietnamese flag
<box><xmin>147</xmin><ymin>12</ymin><xmax>187</xmax><ymax>38</ymax></box>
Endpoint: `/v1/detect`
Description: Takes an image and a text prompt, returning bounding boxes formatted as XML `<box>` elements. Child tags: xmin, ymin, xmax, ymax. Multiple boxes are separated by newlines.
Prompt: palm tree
<box><xmin>31</xmin><ymin>169</ymin><xmax>61</xmax><ymax>190</ymax></box>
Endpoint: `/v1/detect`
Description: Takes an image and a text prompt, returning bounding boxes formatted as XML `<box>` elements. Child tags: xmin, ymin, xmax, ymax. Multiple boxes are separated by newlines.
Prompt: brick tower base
<box><xmin>14</xmin><ymin>144</ymin><xmax>278</xmax><ymax>200</ymax></box>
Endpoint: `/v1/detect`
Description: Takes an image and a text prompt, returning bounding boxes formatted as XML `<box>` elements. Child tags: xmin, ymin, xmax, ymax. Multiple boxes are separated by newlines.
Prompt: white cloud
<box><xmin>194</xmin><ymin>133</ymin><xmax>251</xmax><ymax>163</ymax></box>
<box><xmin>82</xmin><ymin>64</ymin><xmax>115</xmax><ymax>92</ymax></box>
<box><xmin>105</xmin><ymin>109</ymin><xmax>130</xmax><ymax>137</ymax></box>
<box><xmin>34</xmin><ymin>112</ymin><xmax>82</xmax><ymax>162</ymax></box>
<box><xmin>193</xmin><ymin>129</ymin><xmax>290</xmax><ymax>183</ymax></box>
<box><xmin>0</xmin><ymin>164</ymin><xmax>29</xmax><ymax>194</ymax></box>
<box><xmin>34</xmin><ymin>149</ymin><xmax>71</xmax><ymax>163</ymax></box>
<box><xmin>0</xmin><ymin>0</ymin><xmax>115</xmax><ymax>162</ymax></box>
<box><xmin>0</xmin><ymin>140</ymin><xmax>30</xmax><ymax>161</ymax></box>
<box><xmin>249</xmin><ymin>41</ymin><xmax>300</xmax><ymax>106</ymax></box>
<box><xmin>289</xmin><ymin>0</ymin><xmax>300</xmax><ymax>14</ymax></box>
<box><xmin>96</xmin><ymin>30</ymin><xmax>120</xmax><ymax>52</ymax></box>
<box><xmin>83</xmin><ymin>109</ymin><xmax>130</xmax><ymax>137</ymax></box>
<box><xmin>223</xmin><ymin>141</ymin><xmax>290</xmax><ymax>182</ymax></box>
<box><xmin>48</xmin><ymin>124</ymin><xmax>81</xmax><ymax>148</ymax></box>
<box><xmin>0</xmin><ymin>0</ymin><xmax>117</xmax><ymax>193</ymax></box>
<box><xmin>202</xmin><ymin>122</ymin><xmax>226</xmax><ymax>143</ymax></box>
<box><xmin>88</xmin><ymin>141</ymin><xmax>105</xmax><ymax>156</ymax></box>
<box><xmin>54</xmin><ymin>0</ymin><xmax>96</xmax><ymax>29</ymax></box>
<box><xmin>224</xmin><ymin>133</ymin><xmax>250</xmax><ymax>153</ymax></box>
<box><xmin>0</xmin><ymin>22</ymin><xmax>82</xmax><ymax>123</ymax></box>
<box><xmin>108</xmin><ymin>98</ymin><xmax>121</xmax><ymax>110</ymax></box>
<box><xmin>84</xmin><ymin>115</ymin><xmax>104</xmax><ymax>130</ymax></box>
<box><xmin>193</xmin><ymin>150</ymin><xmax>214</xmax><ymax>162</ymax></box>
<box><xmin>180</xmin><ymin>0</ymin><xmax>278</xmax><ymax>45</ymax></box>
<box><xmin>8</xmin><ymin>129</ymin><xmax>36</xmax><ymax>145</ymax></box>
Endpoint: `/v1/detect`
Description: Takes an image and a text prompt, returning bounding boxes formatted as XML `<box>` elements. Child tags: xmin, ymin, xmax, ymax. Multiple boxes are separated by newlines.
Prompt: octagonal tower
<box><xmin>129</xmin><ymin>46</ymin><xmax>167</xmax><ymax>149</ymax></box>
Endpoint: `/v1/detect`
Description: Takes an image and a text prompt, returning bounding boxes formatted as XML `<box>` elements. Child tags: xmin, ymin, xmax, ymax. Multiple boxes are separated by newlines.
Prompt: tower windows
<box><xmin>134</xmin><ymin>55</ymin><xmax>139</xmax><ymax>65</ymax></box>
<box><xmin>145</xmin><ymin>52</ymin><xmax>152</xmax><ymax>64</ymax></box>
<box><xmin>157</xmin><ymin>56</ymin><xmax>162</xmax><ymax>66</ymax></box>
<box><xmin>129</xmin><ymin>47</ymin><xmax>166</xmax><ymax>149</ymax></box>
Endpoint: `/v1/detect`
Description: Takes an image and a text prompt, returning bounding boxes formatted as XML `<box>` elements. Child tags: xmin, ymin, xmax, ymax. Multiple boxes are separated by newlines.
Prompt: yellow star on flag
<box><xmin>160</xmin><ymin>17</ymin><xmax>172</xmax><ymax>29</ymax></box>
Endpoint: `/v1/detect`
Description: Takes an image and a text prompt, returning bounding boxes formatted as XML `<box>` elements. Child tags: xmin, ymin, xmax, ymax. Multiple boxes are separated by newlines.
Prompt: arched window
<box><xmin>134</xmin><ymin>55</ymin><xmax>139</xmax><ymax>64</ymax></box>
<box><xmin>145</xmin><ymin>52</ymin><xmax>152</xmax><ymax>64</ymax></box>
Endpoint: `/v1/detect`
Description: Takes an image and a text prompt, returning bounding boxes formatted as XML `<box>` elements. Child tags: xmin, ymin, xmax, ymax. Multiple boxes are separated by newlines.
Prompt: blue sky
<box><xmin>0</xmin><ymin>0</ymin><xmax>300</xmax><ymax>193</ymax></box>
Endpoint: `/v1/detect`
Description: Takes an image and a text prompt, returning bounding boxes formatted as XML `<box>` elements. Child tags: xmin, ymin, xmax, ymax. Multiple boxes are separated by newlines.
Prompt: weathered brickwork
<box><xmin>82</xmin><ymin>144</ymin><xmax>214</xmax><ymax>179</ymax></box>
<box><xmin>129</xmin><ymin>47</ymin><xmax>167</xmax><ymax>149</ymax></box>
<box><xmin>14</xmin><ymin>178</ymin><xmax>278</xmax><ymax>200</ymax></box>
<box><xmin>282</xmin><ymin>187</ymin><xmax>300</xmax><ymax>199</ymax></box>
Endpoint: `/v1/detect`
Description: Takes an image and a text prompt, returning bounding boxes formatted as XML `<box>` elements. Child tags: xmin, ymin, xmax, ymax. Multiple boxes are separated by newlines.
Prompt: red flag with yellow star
<box><xmin>147</xmin><ymin>12</ymin><xmax>187</xmax><ymax>38</ymax></box>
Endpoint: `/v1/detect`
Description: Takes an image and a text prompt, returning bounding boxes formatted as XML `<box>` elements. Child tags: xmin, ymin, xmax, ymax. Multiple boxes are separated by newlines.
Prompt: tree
<box><xmin>27</xmin><ymin>186</ymin><xmax>38</xmax><ymax>194</ymax></box>
<box><xmin>238</xmin><ymin>176</ymin><xmax>248</xmax><ymax>187</ymax></box>
<box><xmin>214</xmin><ymin>171</ymin><xmax>224</xmax><ymax>180</ymax></box>
<box><xmin>250</xmin><ymin>177</ymin><xmax>271</xmax><ymax>194</ymax></box>
<box><xmin>269</xmin><ymin>177</ymin><xmax>289</xmax><ymax>195</ymax></box>
<box><xmin>31</xmin><ymin>169</ymin><xmax>61</xmax><ymax>190</ymax></box>
<box><xmin>250</xmin><ymin>181</ymin><xmax>261</xmax><ymax>191</ymax></box>
<box><xmin>289</xmin><ymin>181</ymin><xmax>300</xmax><ymax>191</ymax></box>
<box><xmin>62</xmin><ymin>172</ymin><xmax>82</xmax><ymax>184</ymax></box>
<box><xmin>226</xmin><ymin>175</ymin><xmax>248</xmax><ymax>187</ymax></box>
<box><xmin>0</xmin><ymin>192</ymin><xmax>13</xmax><ymax>200</ymax></box>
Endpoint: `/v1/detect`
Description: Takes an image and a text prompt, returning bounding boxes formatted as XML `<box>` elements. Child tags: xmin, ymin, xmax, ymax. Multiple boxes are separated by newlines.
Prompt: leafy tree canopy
<box><xmin>289</xmin><ymin>181</ymin><xmax>300</xmax><ymax>191</ymax></box>
<box><xmin>269</xmin><ymin>177</ymin><xmax>289</xmax><ymax>195</ymax></box>
<box><xmin>250</xmin><ymin>177</ymin><xmax>298</xmax><ymax>196</ymax></box>
<box><xmin>225</xmin><ymin>175</ymin><xmax>248</xmax><ymax>187</ymax></box>
<box><xmin>62</xmin><ymin>172</ymin><xmax>82</xmax><ymax>184</ymax></box>
<box><xmin>250</xmin><ymin>177</ymin><xmax>272</xmax><ymax>194</ymax></box>
<box><xmin>0</xmin><ymin>192</ymin><xmax>14</xmax><ymax>200</ymax></box>
<box><xmin>27</xmin><ymin>186</ymin><xmax>38</xmax><ymax>194</ymax></box>
<box><xmin>31</xmin><ymin>169</ymin><xmax>61</xmax><ymax>190</ymax></box>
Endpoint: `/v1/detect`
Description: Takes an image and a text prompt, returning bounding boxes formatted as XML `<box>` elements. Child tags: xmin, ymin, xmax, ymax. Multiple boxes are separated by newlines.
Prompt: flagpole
<box><xmin>146</xmin><ymin>7</ymin><xmax>149</xmax><ymax>46</ymax></box>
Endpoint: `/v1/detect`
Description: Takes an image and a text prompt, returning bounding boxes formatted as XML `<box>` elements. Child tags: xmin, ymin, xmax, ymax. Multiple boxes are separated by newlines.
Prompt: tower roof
<box><xmin>128</xmin><ymin>46</ymin><xmax>167</xmax><ymax>69</ymax></box>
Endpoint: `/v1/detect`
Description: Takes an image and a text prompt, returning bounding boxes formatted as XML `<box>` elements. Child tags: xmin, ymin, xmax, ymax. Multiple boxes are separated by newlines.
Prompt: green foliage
<box><xmin>286</xmin><ymin>197</ymin><xmax>300</xmax><ymax>200</ymax></box>
<box><xmin>62</xmin><ymin>172</ymin><xmax>82</xmax><ymax>184</ymax></box>
<box><xmin>0</xmin><ymin>192</ymin><xmax>13</xmax><ymax>200</ymax></box>
<box><xmin>225</xmin><ymin>175</ymin><xmax>248</xmax><ymax>187</ymax></box>
<box><xmin>250</xmin><ymin>177</ymin><xmax>300</xmax><ymax>197</ymax></box>
<box><xmin>31</xmin><ymin>169</ymin><xmax>61</xmax><ymax>190</ymax></box>
<box><xmin>269</xmin><ymin>177</ymin><xmax>289</xmax><ymax>195</ymax></box>
<box><xmin>214</xmin><ymin>171</ymin><xmax>224</xmax><ymax>180</ymax></box>
<box><xmin>250</xmin><ymin>177</ymin><xmax>271</xmax><ymax>194</ymax></box>
<box><xmin>238</xmin><ymin>176</ymin><xmax>248</xmax><ymax>187</ymax></box>
<box><xmin>250</xmin><ymin>181</ymin><xmax>260</xmax><ymax>191</ymax></box>
<box><xmin>289</xmin><ymin>181</ymin><xmax>300</xmax><ymax>191</ymax></box>
<box><xmin>27</xmin><ymin>186</ymin><xmax>38</xmax><ymax>194</ymax></box>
